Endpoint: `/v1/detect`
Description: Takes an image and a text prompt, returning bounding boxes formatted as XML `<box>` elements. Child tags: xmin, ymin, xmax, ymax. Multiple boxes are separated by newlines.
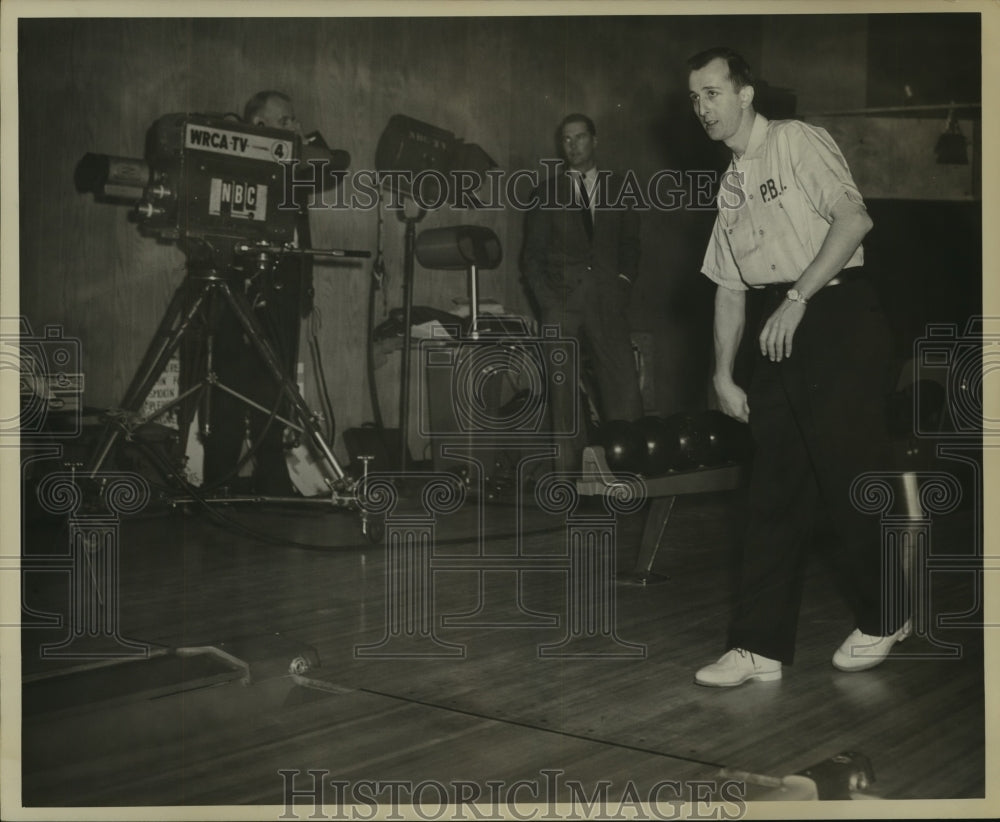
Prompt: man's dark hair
<box><xmin>559</xmin><ymin>112</ymin><xmax>597</xmax><ymax>136</ymax></box>
<box><xmin>686</xmin><ymin>47</ymin><xmax>755</xmax><ymax>91</ymax></box>
<box><xmin>243</xmin><ymin>90</ymin><xmax>291</xmax><ymax>124</ymax></box>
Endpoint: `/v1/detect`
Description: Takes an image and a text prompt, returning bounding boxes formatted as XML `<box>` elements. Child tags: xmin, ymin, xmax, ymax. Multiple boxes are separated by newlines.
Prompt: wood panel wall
<box><xmin>20</xmin><ymin>14</ymin><xmax>980</xmax><ymax>460</ymax></box>
<box><xmin>18</xmin><ymin>14</ymin><xmax>762</xmax><ymax>458</ymax></box>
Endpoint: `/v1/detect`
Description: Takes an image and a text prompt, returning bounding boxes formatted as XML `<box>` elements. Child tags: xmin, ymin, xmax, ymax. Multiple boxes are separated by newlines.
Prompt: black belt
<box><xmin>756</xmin><ymin>267</ymin><xmax>869</xmax><ymax>293</ymax></box>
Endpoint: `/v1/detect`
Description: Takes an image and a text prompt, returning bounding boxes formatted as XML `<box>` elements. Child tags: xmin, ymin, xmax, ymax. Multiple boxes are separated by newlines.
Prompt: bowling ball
<box><xmin>632</xmin><ymin>415</ymin><xmax>681</xmax><ymax>477</ymax></box>
<box><xmin>666</xmin><ymin>410</ymin><xmax>753</xmax><ymax>469</ymax></box>
<box><xmin>668</xmin><ymin>412</ymin><xmax>707</xmax><ymax>469</ymax></box>
<box><xmin>595</xmin><ymin>419</ymin><xmax>646</xmax><ymax>474</ymax></box>
<box><xmin>703</xmin><ymin>409</ymin><xmax>754</xmax><ymax>463</ymax></box>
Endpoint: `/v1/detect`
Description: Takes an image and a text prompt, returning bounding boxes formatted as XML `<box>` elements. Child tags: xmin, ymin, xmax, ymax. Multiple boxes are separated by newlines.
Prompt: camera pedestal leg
<box><xmin>214</xmin><ymin>279</ymin><xmax>347</xmax><ymax>487</ymax></box>
<box><xmin>86</xmin><ymin>278</ymin><xmax>210</xmax><ymax>478</ymax></box>
<box><xmin>86</xmin><ymin>269</ymin><xmax>351</xmax><ymax>499</ymax></box>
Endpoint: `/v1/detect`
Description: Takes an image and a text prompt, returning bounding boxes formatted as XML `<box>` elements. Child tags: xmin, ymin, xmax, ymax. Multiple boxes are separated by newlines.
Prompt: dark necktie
<box><xmin>576</xmin><ymin>174</ymin><xmax>593</xmax><ymax>240</ymax></box>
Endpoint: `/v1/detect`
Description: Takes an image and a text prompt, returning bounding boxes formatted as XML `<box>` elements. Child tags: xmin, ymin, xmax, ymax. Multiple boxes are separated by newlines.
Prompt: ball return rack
<box><xmin>575</xmin><ymin>445</ymin><xmax>746</xmax><ymax>585</ymax></box>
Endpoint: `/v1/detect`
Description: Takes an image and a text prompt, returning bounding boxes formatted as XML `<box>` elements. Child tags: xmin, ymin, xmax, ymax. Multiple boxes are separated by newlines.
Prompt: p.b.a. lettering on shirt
<box><xmin>759</xmin><ymin>177</ymin><xmax>786</xmax><ymax>203</ymax></box>
<box><xmin>718</xmin><ymin>171</ymin><xmax>785</xmax><ymax>211</ymax></box>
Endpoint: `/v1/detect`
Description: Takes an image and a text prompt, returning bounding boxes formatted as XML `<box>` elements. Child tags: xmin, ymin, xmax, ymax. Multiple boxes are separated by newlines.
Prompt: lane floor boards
<box><xmin>18</xmin><ymin>488</ymin><xmax>985</xmax><ymax>804</ymax></box>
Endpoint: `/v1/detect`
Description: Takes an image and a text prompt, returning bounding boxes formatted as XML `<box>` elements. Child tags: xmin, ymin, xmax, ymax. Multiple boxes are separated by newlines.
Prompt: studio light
<box><xmin>375</xmin><ymin>114</ymin><xmax>496</xmax><ymax>200</ymax></box>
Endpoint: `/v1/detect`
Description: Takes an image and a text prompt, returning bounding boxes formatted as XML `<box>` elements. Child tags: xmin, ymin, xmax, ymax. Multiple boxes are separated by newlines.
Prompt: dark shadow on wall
<box><xmin>864</xmin><ymin>199</ymin><xmax>982</xmax><ymax>361</ymax></box>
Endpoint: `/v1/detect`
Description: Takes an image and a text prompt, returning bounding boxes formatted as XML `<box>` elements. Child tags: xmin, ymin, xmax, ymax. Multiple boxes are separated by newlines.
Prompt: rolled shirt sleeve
<box><xmin>784</xmin><ymin>121</ymin><xmax>866</xmax><ymax>221</ymax></box>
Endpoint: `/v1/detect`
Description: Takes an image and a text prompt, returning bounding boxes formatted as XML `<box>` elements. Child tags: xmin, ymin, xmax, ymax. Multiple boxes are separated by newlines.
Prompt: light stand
<box><xmin>395</xmin><ymin>204</ymin><xmax>427</xmax><ymax>471</ymax></box>
<box><xmin>374</xmin><ymin>114</ymin><xmax>497</xmax><ymax>471</ymax></box>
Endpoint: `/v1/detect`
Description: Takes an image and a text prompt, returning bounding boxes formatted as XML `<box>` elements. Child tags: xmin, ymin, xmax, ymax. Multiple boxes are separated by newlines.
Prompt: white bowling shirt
<box><xmin>701</xmin><ymin>113</ymin><xmax>867</xmax><ymax>291</ymax></box>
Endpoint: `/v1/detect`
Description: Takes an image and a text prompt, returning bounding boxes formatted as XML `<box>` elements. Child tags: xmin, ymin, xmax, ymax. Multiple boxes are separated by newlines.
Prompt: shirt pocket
<box><xmin>726</xmin><ymin>205</ymin><xmax>769</xmax><ymax>282</ymax></box>
<box><xmin>769</xmin><ymin>186</ymin><xmax>830</xmax><ymax>277</ymax></box>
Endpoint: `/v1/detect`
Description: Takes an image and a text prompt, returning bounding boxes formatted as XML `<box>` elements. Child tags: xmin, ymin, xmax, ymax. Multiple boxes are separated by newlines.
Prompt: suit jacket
<box><xmin>520</xmin><ymin>166</ymin><xmax>640</xmax><ymax>305</ymax></box>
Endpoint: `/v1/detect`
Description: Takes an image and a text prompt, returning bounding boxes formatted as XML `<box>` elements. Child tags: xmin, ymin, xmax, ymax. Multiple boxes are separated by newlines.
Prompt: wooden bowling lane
<box><xmin>22</xmin><ymin>668</ymin><xmax>724</xmax><ymax>807</ymax></box>
<box><xmin>18</xmin><ymin>487</ymin><xmax>986</xmax><ymax>806</ymax></box>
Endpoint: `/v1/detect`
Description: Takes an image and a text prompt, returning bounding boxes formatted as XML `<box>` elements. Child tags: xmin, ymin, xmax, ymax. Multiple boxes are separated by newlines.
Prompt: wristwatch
<box><xmin>786</xmin><ymin>288</ymin><xmax>808</xmax><ymax>305</ymax></box>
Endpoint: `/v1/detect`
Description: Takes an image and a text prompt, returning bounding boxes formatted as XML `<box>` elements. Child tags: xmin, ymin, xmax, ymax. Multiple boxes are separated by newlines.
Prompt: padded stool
<box><xmin>414</xmin><ymin>225</ymin><xmax>502</xmax><ymax>339</ymax></box>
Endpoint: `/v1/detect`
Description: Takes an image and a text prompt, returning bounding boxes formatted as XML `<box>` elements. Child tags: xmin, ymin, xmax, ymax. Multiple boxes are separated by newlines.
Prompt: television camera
<box><xmin>76</xmin><ymin>112</ymin><xmax>353</xmax><ymax>267</ymax></box>
<box><xmin>77</xmin><ymin>114</ymin><xmax>374</xmax><ymax>531</ymax></box>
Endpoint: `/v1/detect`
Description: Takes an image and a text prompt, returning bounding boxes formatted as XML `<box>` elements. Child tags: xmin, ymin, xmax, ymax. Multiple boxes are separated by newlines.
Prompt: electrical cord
<box><xmin>126</xmin><ymin>433</ymin><xmax>564</xmax><ymax>551</ymax></box>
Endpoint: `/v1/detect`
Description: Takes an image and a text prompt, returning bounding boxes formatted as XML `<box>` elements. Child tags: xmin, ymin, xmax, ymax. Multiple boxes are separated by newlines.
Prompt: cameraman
<box><xmin>200</xmin><ymin>90</ymin><xmax>314</xmax><ymax>495</ymax></box>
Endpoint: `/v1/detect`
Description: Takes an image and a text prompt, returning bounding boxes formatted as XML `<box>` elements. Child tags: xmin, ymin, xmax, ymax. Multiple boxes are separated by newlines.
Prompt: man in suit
<box><xmin>521</xmin><ymin>113</ymin><xmax>644</xmax><ymax>471</ymax></box>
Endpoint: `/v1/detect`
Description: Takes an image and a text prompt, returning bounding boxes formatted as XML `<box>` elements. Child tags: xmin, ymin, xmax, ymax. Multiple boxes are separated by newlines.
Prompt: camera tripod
<box><xmin>86</xmin><ymin>246</ymin><xmax>367</xmax><ymax>514</ymax></box>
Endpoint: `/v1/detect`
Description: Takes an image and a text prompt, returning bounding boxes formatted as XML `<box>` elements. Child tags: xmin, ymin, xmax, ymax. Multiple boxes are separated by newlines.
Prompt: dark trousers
<box><xmin>728</xmin><ymin>275</ymin><xmax>904</xmax><ymax>663</ymax></box>
<box><xmin>538</xmin><ymin>278</ymin><xmax>643</xmax><ymax>471</ymax></box>
<box><xmin>195</xmin><ymin>273</ymin><xmax>302</xmax><ymax>494</ymax></box>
